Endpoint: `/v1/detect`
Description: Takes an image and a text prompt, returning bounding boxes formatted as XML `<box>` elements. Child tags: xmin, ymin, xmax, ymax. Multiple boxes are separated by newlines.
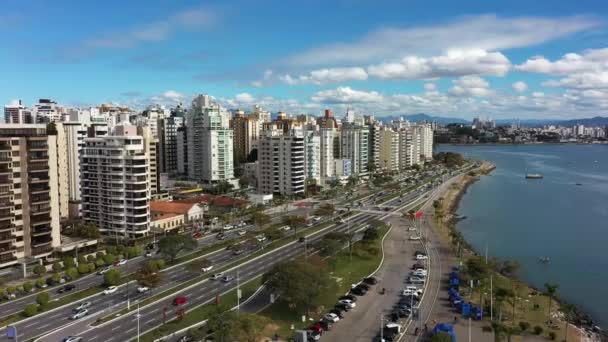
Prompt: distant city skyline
<box><xmin>2</xmin><ymin>0</ymin><xmax>608</xmax><ymax>119</ymax></box>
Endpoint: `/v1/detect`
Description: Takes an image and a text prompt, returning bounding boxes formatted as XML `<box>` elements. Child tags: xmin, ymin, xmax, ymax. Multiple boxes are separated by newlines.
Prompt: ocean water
<box><xmin>437</xmin><ymin>144</ymin><xmax>608</xmax><ymax>326</ymax></box>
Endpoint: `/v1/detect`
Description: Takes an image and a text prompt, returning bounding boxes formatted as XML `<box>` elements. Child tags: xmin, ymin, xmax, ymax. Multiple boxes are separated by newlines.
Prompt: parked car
<box><xmin>363</xmin><ymin>277</ymin><xmax>378</xmax><ymax>285</ymax></box>
<box><xmin>317</xmin><ymin>320</ymin><xmax>333</xmax><ymax>331</ymax></box>
<box><xmin>103</xmin><ymin>286</ymin><xmax>118</xmax><ymax>295</ymax></box>
<box><xmin>145</xmin><ymin>251</ymin><xmax>153</xmax><ymax>257</ymax></box>
<box><xmin>307</xmin><ymin>330</ymin><xmax>321</xmax><ymax>341</ymax></box>
<box><xmin>355</xmin><ymin>283</ymin><xmax>371</xmax><ymax>291</ymax></box>
<box><xmin>328</xmin><ymin>309</ymin><xmax>344</xmax><ymax>318</ymax></box>
<box><xmin>412</xmin><ymin>263</ymin><xmax>426</xmax><ymax>270</ymax></box>
<box><xmin>70</xmin><ymin>309</ymin><xmax>88</xmax><ymax>320</ymax></box>
<box><xmin>210</xmin><ymin>273</ymin><xmax>223</xmax><ymax>280</ymax></box>
<box><xmin>408</xmin><ymin>276</ymin><xmax>425</xmax><ymax>284</ymax></box>
<box><xmin>338</xmin><ymin>294</ymin><xmax>358</xmax><ymax>302</ymax></box>
<box><xmin>415</xmin><ymin>254</ymin><xmax>428</xmax><ymax>260</ymax></box>
<box><xmin>173</xmin><ymin>296</ymin><xmax>187</xmax><ymax>306</ymax></box>
<box><xmin>412</xmin><ymin>269</ymin><xmax>427</xmax><ymax>277</ymax></box>
<box><xmin>222</xmin><ymin>275</ymin><xmax>234</xmax><ymax>283</ymax></box>
<box><xmin>337</xmin><ymin>299</ymin><xmax>356</xmax><ymax>308</ymax></box>
<box><xmin>192</xmin><ymin>232</ymin><xmax>203</xmax><ymax>239</ymax></box>
<box><xmin>349</xmin><ymin>287</ymin><xmax>367</xmax><ymax>296</ymax></box>
<box><xmin>308</xmin><ymin>323</ymin><xmax>324</xmax><ymax>335</ymax></box>
<box><xmin>407</xmin><ymin>226</ymin><xmax>417</xmax><ymax>231</ymax></box>
<box><xmin>334</xmin><ymin>302</ymin><xmax>352</xmax><ymax>312</ymax></box>
<box><xmin>409</xmin><ymin>235</ymin><xmax>421</xmax><ymax>241</ymax></box>
<box><xmin>73</xmin><ymin>302</ymin><xmax>91</xmax><ymax>311</ymax></box>
<box><xmin>201</xmin><ymin>265</ymin><xmax>214</xmax><ymax>273</ymax></box>
<box><xmin>323</xmin><ymin>312</ymin><xmax>340</xmax><ymax>323</ymax></box>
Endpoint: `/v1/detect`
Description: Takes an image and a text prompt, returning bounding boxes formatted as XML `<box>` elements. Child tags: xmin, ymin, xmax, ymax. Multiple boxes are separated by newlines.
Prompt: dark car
<box><xmin>57</xmin><ymin>284</ymin><xmax>76</xmax><ymax>294</ymax></box>
<box><xmin>338</xmin><ymin>294</ymin><xmax>358</xmax><ymax>302</ymax></box>
<box><xmin>389</xmin><ymin>312</ymin><xmax>400</xmax><ymax>322</ymax></box>
<box><xmin>334</xmin><ymin>302</ymin><xmax>351</xmax><ymax>312</ymax></box>
<box><xmin>356</xmin><ymin>283</ymin><xmax>371</xmax><ymax>291</ymax></box>
<box><xmin>329</xmin><ymin>309</ymin><xmax>345</xmax><ymax>318</ymax></box>
<box><xmin>350</xmin><ymin>287</ymin><xmax>367</xmax><ymax>296</ymax></box>
<box><xmin>363</xmin><ymin>277</ymin><xmax>378</xmax><ymax>285</ymax></box>
<box><xmin>412</xmin><ymin>263</ymin><xmax>426</xmax><ymax>270</ymax></box>
<box><xmin>318</xmin><ymin>320</ymin><xmax>332</xmax><ymax>331</ymax></box>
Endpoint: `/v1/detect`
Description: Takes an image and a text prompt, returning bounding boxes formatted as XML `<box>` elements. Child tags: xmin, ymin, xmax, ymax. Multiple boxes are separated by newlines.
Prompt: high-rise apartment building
<box><xmin>368</xmin><ymin>122</ymin><xmax>381</xmax><ymax>172</ymax></box>
<box><xmin>379</xmin><ymin>128</ymin><xmax>399</xmax><ymax>172</ymax></box>
<box><xmin>257</xmin><ymin>131</ymin><xmax>305</xmax><ymax>196</ymax></box>
<box><xmin>417</xmin><ymin>124</ymin><xmax>434</xmax><ymax>160</ymax></box>
<box><xmin>341</xmin><ymin>124</ymin><xmax>369</xmax><ymax>176</ymax></box>
<box><xmin>176</xmin><ymin>126</ymin><xmax>188</xmax><ymax>175</ymax></box>
<box><xmin>304</xmin><ymin>132</ymin><xmax>321</xmax><ymax>185</ymax></box>
<box><xmin>80</xmin><ymin>125</ymin><xmax>150</xmax><ymax>238</ymax></box>
<box><xmin>0</xmin><ymin>125</ymin><xmax>61</xmax><ymax>268</ymax></box>
<box><xmin>4</xmin><ymin>100</ymin><xmax>33</xmax><ymax>124</ymax></box>
<box><xmin>319</xmin><ymin>128</ymin><xmax>338</xmax><ymax>183</ymax></box>
<box><xmin>33</xmin><ymin>99</ymin><xmax>63</xmax><ymax>123</ymax></box>
<box><xmin>230</xmin><ymin>110</ymin><xmax>259</xmax><ymax>166</ymax></box>
<box><xmin>186</xmin><ymin>95</ymin><xmax>237</xmax><ymax>187</ymax></box>
<box><xmin>158</xmin><ymin>108</ymin><xmax>184</xmax><ymax>175</ymax></box>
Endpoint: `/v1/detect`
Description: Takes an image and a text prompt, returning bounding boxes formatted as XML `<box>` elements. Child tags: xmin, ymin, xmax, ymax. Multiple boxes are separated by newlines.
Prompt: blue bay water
<box><xmin>437</xmin><ymin>144</ymin><xmax>608</xmax><ymax>326</ymax></box>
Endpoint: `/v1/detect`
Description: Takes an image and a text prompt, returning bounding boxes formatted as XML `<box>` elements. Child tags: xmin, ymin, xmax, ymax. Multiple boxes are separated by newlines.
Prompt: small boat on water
<box><xmin>576</xmin><ymin>183</ymin><xmax>583</xmax><ymax>186</ymax></box>
<box><xmin>526</xmin><ymin>173</ymin><xmax>543</xmax><ymax>179</ymax></box>
<box><xmin>539</xmin><ymin>257</ymin><xmax>550</xmax><ymax>264</ymax></box>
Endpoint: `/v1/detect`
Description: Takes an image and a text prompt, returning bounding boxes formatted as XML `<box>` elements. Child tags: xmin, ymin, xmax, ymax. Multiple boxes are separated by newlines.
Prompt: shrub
<box><xmin>87</xmin><ymin>255</ymin><xmax>96</xmax><ymax>263</ymax></box>
<box><xmin>533</xmin><ymin>326</ymin><xmax>543</xmax><ymax>335</ymax></box>
<box><xmin>77</xmin><ymin>263</ymin><xmax>90</xmax><ymax>274</ymax></box>
<box><xmin>519</xmin><ymin>321</ymin><xmax>530</xmax><ymax>332</ymax></box>
<box><xmin>23</xmin><ymin>303</ymin><xmax>38</xmax><ymax>317</ymax></box>
<box><xmin>95</xmin><ymin>258</ymin><xmax>106</xmax><ymax>267</ymax></box>
<box><xmin>103</xmin><ymin>269</ymin><xmax>121</xmax><ymax>286</ymax></box>
<box><xmin>6</xmin><ymin>286</ymin><xmax>16</xmax><ymax>295</ymax></box>
<box><xmin>96</xmin><ymin>251</ymin><xmax>106</xmax><ymax>258</ymax></box>
<box><xmin>23</xmin><ymin>281</ymin><xmax>33</xmax><ymax>293</ymax></box>
<box><xmin>548</xmin><ymin>332</ymin><xmax>556</xmax><ymax>340</ymax></box>
<box><xmin>126</xmin><ymin>245</ymin><xmax>143</xmax><ymax>259</ymax></box>
<box><xmin>106</xmin><ymin>246</ymin><xmax>117</xmax><ymax>255</ymax></box>
<box><xmin>65</xmin><ymin>267</ymin><xmax>79</xmax><ymax>280</ymax></box>
<box><xmin>52</xmin><ymin>261</ymin><xmax>63</xmax><ymax>272</ymax></box>
<box><xmin>36</xmin><ymin>278</ymin><xmax>45</xmax><ymax>288</ymax></box>
<box><xmin>16</xmin><ymin>285</ymin><xmax>24</xmax><ymax>293</ymax></box>
<box><xmin>51</xmin><ymin>272</ymin><xmax>61</xmax><ymax>283</ymax></box>
<box><xmin>88</xmin><ymin>263</ymin><xmax>96</xmax><ymax>273</ymax></box>
<box><xmin>36</xmin><ymin>291</ymin><xmax>50</xmax><ymax>307</ymax></box>
<box><xmin>77</xmin><ymin>255</ymin><xmax>87</xmax><ymax>265</ymax></box>
<box><xmin>62</xmin><ymin>257</ymin><xmax>76</xmax><ymax>268</ymax></box>
<box><xmin>33</xmin><ymin>264</ymin><xmax>46</xmax><ymax>276</ymax></box>
<box><xmin>103</xmin><ymin>253</ymin><xmax>117</xmax><ymax>265</ymax></box>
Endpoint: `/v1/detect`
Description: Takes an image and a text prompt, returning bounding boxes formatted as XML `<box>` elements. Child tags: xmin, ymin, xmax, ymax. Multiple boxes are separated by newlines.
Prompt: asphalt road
<box><xmin>42</xmin><ymin>213</ymin><xmax>384</xmax><ymax>342</ymax></box>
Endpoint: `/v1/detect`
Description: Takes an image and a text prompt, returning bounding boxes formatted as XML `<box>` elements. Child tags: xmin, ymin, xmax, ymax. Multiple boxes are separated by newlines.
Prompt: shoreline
<box><xmin>437</xmin><ymin>162</ymin><xmax>604</xmax><ymax>341</ymax></box>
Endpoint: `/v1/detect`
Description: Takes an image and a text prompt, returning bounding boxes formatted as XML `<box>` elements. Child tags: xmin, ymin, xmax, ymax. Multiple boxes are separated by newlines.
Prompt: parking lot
<box><xmin>317</xmin><ymin>213</ymin><xmax>426</xmax><ymax>341</ymax></box>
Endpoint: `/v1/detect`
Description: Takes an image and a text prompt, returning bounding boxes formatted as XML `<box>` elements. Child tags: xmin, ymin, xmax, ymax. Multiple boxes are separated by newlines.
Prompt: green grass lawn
<box><xmin>259</xmin><ymin>225</ymin><xmax>390</xmax><ymax>339</ymax></box>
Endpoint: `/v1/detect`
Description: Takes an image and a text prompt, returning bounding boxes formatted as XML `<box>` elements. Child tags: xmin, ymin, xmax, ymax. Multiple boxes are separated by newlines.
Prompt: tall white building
<box><xmin>341</xmin><ymin>124</ymin><xmax>369</xmax><ymax>176</ymax></box>
<box><xmin>80</xmin><ymin>125</ymin><xmax>150</xmax><ymax>238</ymax></box>
<box><xmin>304</xmin><ymin>132</ymin><xmax>321</xmax><ymax>185</ymax></box>
<box><xmin>417</xmin><ymin>124</ymin><xmax>434</xmax><ymax>161</ymax></box>
<box><xmin>257</xmin><ymin>131</ymin><xmax>305</xmax><ymax>196</ymax></box>
<box><xmin>379</xmin><ymin>128</ymin><xmax>399</xmax><ymax>172</ymax></box>
<box><xmin>4</xmin><ymin>100</ymin><xmax>33</xmax><ymax>124</ymax></box>
<box><xmin>33</xmin><ymin>99</ymin><xmax>63</xmax><ymax>123</ymax></box>
<box><xmin>319</xmin><ymin>128</ymin><xmax>337</xmax><ymax>183</ymax></box>
<box><xmin>186</xmin><ymin>95</ymin><xmax>237</xmax><ymax>187</ymax></box>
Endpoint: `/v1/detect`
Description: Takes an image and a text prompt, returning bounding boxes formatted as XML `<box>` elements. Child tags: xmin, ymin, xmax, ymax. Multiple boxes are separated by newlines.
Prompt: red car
<box><xmin>308</xmin><ymin>323</ymin><xmax>324</xmax><ymax>335</ymax></box>
<box><xmin>192</xmin><ymin>232</ymin><xmax>203</xmax><ymax>239</ymax></box>
<box><xmin>173</xmin><ymin>296</ymin><xmax>187</xmax><ymax>306</ymax></box>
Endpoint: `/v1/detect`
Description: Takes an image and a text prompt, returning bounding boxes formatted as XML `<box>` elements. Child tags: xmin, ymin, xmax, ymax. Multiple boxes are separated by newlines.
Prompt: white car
<box><xmin>280</xmin><ymin>225</ymin><xmax>291</xmax><ymax>231</ymax></box>
<box><xmin>211</xmin><ymin>273</ymin><xmax>223</xmax><ymax>280</ymax></box>
<box><xmin>415</xmin><ymin>254</ymin><xmax>428</xmax><ymax>260</ymax></box>
<box><xmin>401</xmin><ymin>289</ymin><xmax>420</xmax><ymax>297</ymax></box>
<box><xmin>73</xmin><ymin>301</ymin><xmax>91</xmax><ymax>311</ymax></box>
<box><xmin>409</xmin><ymin>235</ymin><xmax>421</xmax><ymax>241</ymax></box>
<box><xmin>256</xmin><ymin>235</ymin><xmax>267</xmax><ymax>242</ymax></box>
<box><xmin>237</xmin><ymin>230</ymin><xmax>246</xmax><ymax>236</ymax></box>
<box><xmin>62</xmin><ymin>337</ymin><xmax>83</xmax><ymax>342</ymax></box>
<box><xmin>70</xmin><ymin>309</ymin><xmax>88</xmax><ymax>320</ymax></box>
<box><xmin>201</xmin><ymin>265</ymin><xmax>214</xmax><ymax>273</ymax></box>
<box><xmin>337</xmin><ymin>299</ymin><xmax>356</xmax><ymax>308</ymax></box>
<box><xmin>223</xmin><ymin>225</ymin><xmax>234</xmax><ymax>230</ymax></box>
<box><xmin>412</xmin><ymin>269</ymin><xmax>427</xmax><ymax>277</ymax></box>
<box><xmin>407</xmin><ymin>227</ymin><xmax>417</xmax><ymax>231</ymax></box>
<box><xmin>323</xmin><ymin>313</ymin><xmax>340</xmax><ymax>323</ymax></box>
<box><xmin>116</xmin><ymin>259</ymin><xmax>128</xmax><ymax>266</ymax></box>
<box><xmin>237</xmin><ymin>221</ymin><xmax>247</xmax><ymax>227</ymax></box>
<box><xmin>137</xmin><ymin>286</ymin><xmax>150</xmax><ymax>293</ymax></box>
<box><xmin>103</xmin><ymin>286</ymin><xmax>118</xmax><ymax>295</ymax></box>
<box><xmin>408</xmin><ymin>276</ymin><xmax>425</xmax><ymax>284</ymax></box>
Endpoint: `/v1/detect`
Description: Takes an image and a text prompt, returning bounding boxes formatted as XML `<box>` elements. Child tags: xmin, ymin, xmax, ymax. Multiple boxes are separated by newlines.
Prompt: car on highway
<box><xmin>114</xmin><ymin>259</ymin><xmax>127</xmax><ymax>266</ymax></box>
<box><xmin>201</xmin><ymin>265</ymin><xmax>214</xmax><ymax>272</ymax></box>
<box><xmin>223</xmin><ymin>224</ymin><xmax>234</xmax><ymax>230</ymax></box>
<box><xmin>145</xmin><ymin>251</ymin><xmax>153</xmax><ymax>257</ymax></box>
<box><xmin>232</xmin><ymin>249</ymin><xmax>243</xmax><ymax>255</ymax></box>
<box><xmin>409</xmin><ymin>235</ymin><xmax>421</xmax><ymax>241</ymax></box>
<box><xmin>255</xmin><ymin>234</ymin><xmax>267</xmax><ymax>242</ymax></box>
<box><xmin>70</xmin><ymin>309</ymin><xmax>88</xmax><ymax>320</ymax></box>
<box><xmin>62</xmin><ymin>337</ymin><xmax>83</xmax><ymax>342</ymax></box>
<box><xmin>216</xmin><ymin>233</ymin><xmax>226</xmax><ymax>240</ymax></box>
<box><xmin>210</xmin><ymin>273</ymin><xmax>223</xmax><ymax>280</ymax></box>
<box><xmin>192</xmin><ymin>232</ymin><xmax>203</xmax><ymax>239</ymax></box>
<box><xmin>57</xmin><ymin>284</ymin><xmax>76</xmax><ymax>293</ymax></box>
<box><xmin>97</xmin><ymin>267</ymin><xmax>111</xmax><ymax>275</ymax></box>
<box><xmin>103</xmin><ymin>286</ymin><xmax>118</xmax><ymax>295</ymax></box>
<box><xmin>73</xmin><ymin>301</ymin><xmax>91</xmax><ymax>311</ymax></box>
<box><xmin>337</xmin><ymin>299</ymin><xmax>356</xmax><ymax>308</ymax></box>
<box><xmin>279</xmin><ymin>225</ymin><xmax>291</xmax><ymax>231</ymax></box>
<box><xmin>177</xmin><ymin>335</ymin><xmax>194</xmax><ymax>342</ymax></box>
<box><xmin>237</xmin><ymin>230</ymin><xmax>246</xmax><ymax>236</ymax></box>
<box><xmin>222</xmin><ymin>275</ymin><xmax>234</xmax><ymax>282</ymax></box>
<box><xmin>323</xmin><ymin>312</ymin><xmax>340</xmax><ymax>323</ymax></box>
<box><xmin>137</xmin><ymin>286</ymin><xmax>150</xmax><ymax>293</ymax></box>
<box><xmin>173</xmin><ymin>296</ymin><xmax>187</xmax><ymax>306</ymax></box>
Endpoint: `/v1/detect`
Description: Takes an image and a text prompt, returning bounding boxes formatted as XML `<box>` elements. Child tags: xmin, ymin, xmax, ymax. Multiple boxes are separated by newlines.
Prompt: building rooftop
<box><xmin>150</xmin><ymin>201</ymin><xmax>200</xmax><ymax>215</ymax></box>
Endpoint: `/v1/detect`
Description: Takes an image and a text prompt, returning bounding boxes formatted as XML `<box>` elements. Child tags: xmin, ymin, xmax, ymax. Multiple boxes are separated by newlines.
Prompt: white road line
<box><xmin>89</xmin><ymin>335</ymin><xmax>99</xmax><ymax>340</ymax></box>
<box><xmin>111</xmin><ymin>325</ymin><xmax>121</xmax><ymax>331</ymax></box>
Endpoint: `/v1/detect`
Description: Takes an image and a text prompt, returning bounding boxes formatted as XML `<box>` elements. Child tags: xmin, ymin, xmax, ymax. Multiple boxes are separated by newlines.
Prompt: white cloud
<box><xmin>311</xmin><ymin>87</ymin><xmax>384</xmax><ymax>104</ymax></box>
<box><xmin>7</xmin><ymin>99</ymin><xmax>21</xmax><ymax>106</ymax></box>
<box><xmin>424</xmin><ymin>83</ymin><xmax>436</xmax><ymax>91</ymax></box>
<box><xmin>235</xmin><ymin>92</ymin><xmax>255</xmax><ymax>103</ymax></box>
<box><xmin>367</xmin><ymin>49</ymin><xmax>510</xmax><ymax>80</ymax></box>
<box><xmin>280</xmin><ymin>67</ymin><xmax>368</xmax><ymax>85</ymax></box>
<box><xmin>543</xmin><ymin>71</ymin><xmax>608</xmax><ymax>90</ymax></box>
<box><xmin>284</xmin><ymin>15</ymin><xmax>600</xmax><ymax>66</ymax></box>
<box><xmin>516</xmin><ymin>48</ymin><xmax>608</xmax><ymax>75</ymax></box>
<box><xmin>251</xmin><ymin>70</ymin><xmax>274</xmax><ymax>87</ymax></box>
<box><xmin>449</xmin><ymin>76</ymin><xmax>493</xmax><ymax>97</ymax></box>
<box><xmin>532</xmin><ymin>92</ymin><xmax>545</xmax><ymax>97</ymax></box>
<box><xmin>512</xmin><ymin>81</ymin><xmax>528</xmax><ymax>92</ymax></box>
<box><xmin>162</xmin><ymin>90</ymin><xmax>184</xmax><ymax>101</ymax></box>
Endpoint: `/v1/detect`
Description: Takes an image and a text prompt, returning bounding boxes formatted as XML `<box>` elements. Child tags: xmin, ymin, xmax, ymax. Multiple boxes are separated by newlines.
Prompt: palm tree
<box><xmin>544</xmin><ymin>283</ymin><xmax>559</xmax><ymax>323</ymax></box>
<box><xmin>562</xmin><ymin>303</ymin><xmax>576</xmax><ymax>342</ymax></box>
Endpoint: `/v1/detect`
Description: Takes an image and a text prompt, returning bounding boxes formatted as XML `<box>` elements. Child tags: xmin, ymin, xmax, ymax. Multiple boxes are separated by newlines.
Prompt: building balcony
<box><xmin>28</xmin><ymin>153</ymin><xmax>49</xmax><ymax>162</ymax></box>
<box><xmin>0</xmin><ymin>232</ymin><xmax>13</xmax><ymax>243</ymax></box>
<box><xmin>0</xmin><ymin>253</ymin><xmax>17</xmax><ymax>264</ymax></box>
<box><xmin>31</xmin><ymin>245</ymin><xmax>53</xmax><ymax>256</ymax></box>
<box><xmin>31</xmin><ymin>215</ymin><xmax>51</xmax><ymax>225</ymax></box>
<box><xmin>32</xmin><ymin>227</ymin><xmax>52</xmax><ymax>237</ymax></box>
<box><xmin>0</xmin><ymin>143</ymin><xmax>11</xmax><ymax>151</ymax></box>
<box><xmin>30</xmin><ymin>195</ymin><xmax>50</xmax><ymax>204</ymax></box>
<box><xmin>29</xmin><ymin>176</ymin><xmax>49</xmax><ymax>183</ymax></box>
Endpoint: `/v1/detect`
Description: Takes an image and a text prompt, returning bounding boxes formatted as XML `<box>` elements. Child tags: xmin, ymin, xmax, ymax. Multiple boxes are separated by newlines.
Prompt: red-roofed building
<box><xmin>173</xmin><ymin>194</ymin><xmax>250</xmax><ymax>210</ymax></box>
<box><xmin>150</xmin><ymin>201</ymin><xmax>206</xmax><ymax>233</ymax></box>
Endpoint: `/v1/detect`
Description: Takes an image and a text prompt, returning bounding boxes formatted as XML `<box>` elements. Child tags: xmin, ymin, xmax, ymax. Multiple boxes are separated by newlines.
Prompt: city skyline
<box><xmin>2</xmin><ymin>1</ymin><xmax>608</xmax><ymax>119</ymax></box>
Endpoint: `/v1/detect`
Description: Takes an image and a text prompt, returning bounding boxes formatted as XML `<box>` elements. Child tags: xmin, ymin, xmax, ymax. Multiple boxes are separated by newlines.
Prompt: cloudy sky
<box><xmin>2</xmin><ymin>0</ymin><xmax>608</xmax><ymax>119</ymax></box>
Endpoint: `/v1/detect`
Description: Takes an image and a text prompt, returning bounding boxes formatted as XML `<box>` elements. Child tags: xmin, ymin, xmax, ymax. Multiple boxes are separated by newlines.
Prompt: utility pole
<box><xmin>236</xmin><ymin>269</ymin><xmax>240</xmax><ymax>316</ymax></box>
<box><xmin>137</xmin><ymin>303</ymin><xmax>141</xmax><ymax>342</ymax></box>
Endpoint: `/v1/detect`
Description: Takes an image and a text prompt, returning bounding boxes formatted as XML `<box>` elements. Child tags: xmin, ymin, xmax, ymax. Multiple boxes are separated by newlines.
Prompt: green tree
<box><xmin>77</xmin><ymin>263</ymin><xmax>89</xmax><ymax>275</ymax></box>
<box><xmin>23</xmin><ymin>303</ymin><xmax>38</xmax><ymax>317</ymax></box>
<box><xmin>518</xmin><ymin>321</ymin><xmax>530</xmax><ymax>332</ymax></box>
<box><xmin>36</xmin><ymin>291</ymin><xmax>50</xmax><ymax>307</ymax></box>
<box><xmin>157</xmin><ymin>235</ymin><xmax>197</xmax><ymax>262</ymax></box>
<box><xmin>52</xmin><ymin>261</ymin><xmax>62</xmax><ymax>272</ymax></box>
<box><xmin>36</xmin><ymin>278</ymin><xmax>45</xmax><ymax>288</ymax></box>
<box><xmin>544</xmin><ymin>283</ymin><xmax>559</xmax><ymax>323</ymax></box>
<box><xmin>103</xmin><ymin>269</ymin><xmax>121</xmax><ymax>286</ymax></box>
<box><xmin>126</xmin><ymin>245</ymin><xmax>143</xmax><ymax>259</ymax></box>
<box><xmin>62</xmin><ymin>257</ymin><xmax>76</xmax><ymax>268</ymax></box>
<box><xmin>51</xmin><ymin>272</ymin><xmax>61</xmax><ymax>283</ymax></box>
<box><xmin>6</xmin><ymin>286</ymin><xmax>16</xmax><ymax>295</ymax></box>
<box><xmin>562</xmin><ymin>303</ymin><xmax>577</xmax><ymax>342</ymax></box>
<box><xmin>103</xmin><ymin>253</ymin><xmax>117</xmax><ymax>265</ymax></box>
<box><xmin>362</xmin><ymin>227</ymin><xmax>379</xmax><ymax>241</ymax></box>
<box><xmin>23</xmin><ymin>281</ymin><xmax>33</xmax><ymax>293</ymax></box>
<box><xmin>283</xmin><ymin>215</ymin><xmax>306</xmax><ymax>234</ymax></box>
<box><xmin>95</xmin><ymin>258</ymin><xmax>106</xmax><ymax>267</ymax></box>
<box><xmin>207</xmin><ymin>306</ymin><xmax>240</xmax><ymax>341</ymax></box>
<box><xmin>65</xmin><ymin>267</ymin><xmax>79</xmax><ymax>280</ymax></box>
<box><xmin>87</xmin><ymin>255</ymin><xmax>96</xmax><ymax>263</ymax></box>
<box><xmin>137</xmin><ymin>260</ymin><xmax>164</xmax><ymax>288</ymax></box>
<box><xmin>314</xmin><ymin>203</ymin><xmax>335</xmax><ymax>217</ymax></box>
<box><xmin>87</xmin><ymin>263</ymin><xmax>96</xmax><ymax>273</ymax></box>
<box><xmin>252</xmin><ymin>211</ymin><xmax>271</xmax><ymax>230</ymax></box>
<box><xmin>33</xmin><ymin>264</ymin><xmax>46</xmax><ymax>276</ymax></box>
<box><xmin>77</xmin><ymin>255</ymin><xmax>87</xmax><ymax>265</ymax></box>
<box><xmin>465</xmin><ymin>256</ymin><xmax>490</xmax><ymax>279</ymax></box>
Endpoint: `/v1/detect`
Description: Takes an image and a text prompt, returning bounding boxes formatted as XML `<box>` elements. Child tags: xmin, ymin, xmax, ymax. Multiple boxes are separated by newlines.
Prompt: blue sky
<box><xmin>2</xmin><ymin>0</ymin><xmax>608</xmax><ymax>119</ymax></box>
